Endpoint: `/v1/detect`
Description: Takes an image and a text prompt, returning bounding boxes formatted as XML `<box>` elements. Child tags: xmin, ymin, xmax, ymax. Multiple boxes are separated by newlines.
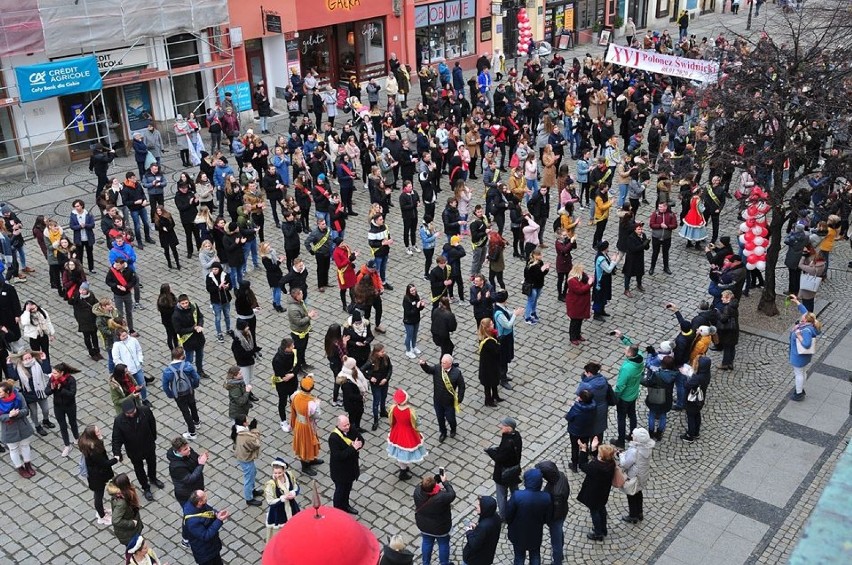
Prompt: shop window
<box><xmin>358</xmin><ymin>20</ymin><xmax>385</xmax><ymax>66</ymax></box>
<box><xmin>656</xmin><ymin>0</ymin><xmax>671</xmax><ymax>18</ymax></box>
<box><xmin>415</xmin><ymin>0</ymin><xmax>476</xmax><ymax>64</ymax></box>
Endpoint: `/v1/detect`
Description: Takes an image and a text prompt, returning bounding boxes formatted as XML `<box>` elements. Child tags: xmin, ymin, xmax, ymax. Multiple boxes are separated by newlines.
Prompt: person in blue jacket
<box><xmin>565</xmin><ymin>389</ymin><xmax>597</xmax><ymax>472</ymax></box>
<box><xmin>462</xmin><ymin>495</ymin><xmax>501</xmax><ymax>565</ymax></box>
<box><xmin>575</xmin><ymin>361</ymin><xmax>614</xmax><ymax>444</ymax></box>
<box><xmin>505</xmin><ymin>468</ymin><xmax>552</xmax><ymax>565</ymax></box>
<box><xmin>183</xmin><ymin>489</ymin><xmax>228</xmax><ymax>565</ymax></box>
<box><xmin>787</xmin><ymin>296</ymin><xmax>821</xmax><ymax>402</ymax></box>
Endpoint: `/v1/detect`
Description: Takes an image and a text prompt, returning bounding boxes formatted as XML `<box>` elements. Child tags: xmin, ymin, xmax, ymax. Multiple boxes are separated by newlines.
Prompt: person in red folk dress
<box><xmin>386</xmin><ymin>388</ymin><xmax>427</xmax><ymax>481</ymax></box>
<box><xmin>332</xmin><ymin>239</ymin><xmax>358</xmax><ymax>312</ymax></box>
<box><xmin>565</xmin><ymin>263</ymin><xmax>594</xmax><ymax>346</ymax></box>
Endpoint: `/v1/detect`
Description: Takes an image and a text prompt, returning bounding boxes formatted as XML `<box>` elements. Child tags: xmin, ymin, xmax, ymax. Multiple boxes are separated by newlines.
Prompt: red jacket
<box><xmin>333</xmin><ymin>244</ymin><xmax>357</xmax><ymax>290</ymax></box>
<box><xmin>565</xmin><ymin>274</ymin><xmax>592</xmax><ymax>320</ymax></box>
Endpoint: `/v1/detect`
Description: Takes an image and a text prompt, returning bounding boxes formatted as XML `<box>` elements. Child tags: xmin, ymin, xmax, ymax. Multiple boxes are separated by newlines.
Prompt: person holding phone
<box><xmin>787</xmin><ymin>295</ymin><xmax>822</xmax><ymax>402</ymax></box>
<box><xmin>412</xmin><ymin>470</ymin><xmax>456</xmax><ymax>565</ymax></box>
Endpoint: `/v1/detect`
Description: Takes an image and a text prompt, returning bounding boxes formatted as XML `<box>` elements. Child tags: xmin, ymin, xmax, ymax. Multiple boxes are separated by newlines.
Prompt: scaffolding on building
<box><xmin>0</xmin><ymin>0</ymin><xmax>237</xmax><ymax>183</ymax></box>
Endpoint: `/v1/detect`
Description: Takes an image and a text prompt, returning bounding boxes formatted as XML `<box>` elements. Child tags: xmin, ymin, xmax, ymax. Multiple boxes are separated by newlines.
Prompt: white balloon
<box><xmin>738</xmin><ymin>235</ymin><xmax>747</xmax><ymax>245</ymax></box>
<box><xmin>753</xmin><ymin>236</ymin><xmax>765</xmax><ymax>246</ymax></box>
<box><xmin>741</xmin><ymin>210</ymin><xmax>752</xmax><ymax>220</ymax></box>
<box><xmin>739</xmin><ymin>222</ymin><xmax>748</xmax><ymax>233</ymax></box>
<box><xmin>743</xmin><ymin>248</ymin><xmax>752</xmax><ymax>256</ymax></box>
<box><xmin>751</xmin><ymin>227</ymin><xmax>763</xmax><ymax>235</ymax></box>
<box><xmin>746</xmin><ymin>262</ymin><xmax>756</xmax><ymax>270</ymax></box>
<box><xmin>756</xmin><ymin>260</ymin><xmax>766</xmax><ymax>270</ymax></box>
<box><xmin>753</xmin><ymin>245</ymin><xmax>765</xmax><ymax>256</ymax></box>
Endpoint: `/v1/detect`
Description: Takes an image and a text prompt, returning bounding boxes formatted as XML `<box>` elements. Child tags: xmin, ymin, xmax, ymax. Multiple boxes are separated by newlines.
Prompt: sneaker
<box><xmin>679</xmin><ymin>434</ymin><xmax>695</xmax><ymax>443</ymax></box>
<box><xmin>61</xmin><ymin>445</ymin><xmax>72</xmax><ymax>457</ymax></box>
<box><xmin>422</xmin><ymin>274</ymin><xmax>430</xmax><ymax>281</ymax></box>
<box><xmin>181</xmin><ymin>539</ymin><xmax>190</xmax><ymax>549</ymax></box>
<box><xmin>217</xmin><ymin>333</ymin><xmax>225</xmax><ymax>343</ymax></box>
<box><xmin>12</xmin><ymin>276</ymin><xmax>27</xmax><ymax>283</ymax></box>
<box><xmin>413</xmin><ymin>347</ymin><xmax>422</xmax><ymax>355</ymax></box>
<box><xmin>182</xmin><ymin>432</ymin><xmax>197</xmax><ymax>441</ymax></box>
<box><xmin>280</xmin><ymin>421</ymin><xmax>291</xmax><ymax>432</ymax></box>
<box><xmin>413</xmin><ymin>246</ymin><xmax>421</xmax><ymax>253</ymax></box>
<box><xmin>333</xmin><ymin>399</ymin><xmax>344</xmax><ymax>407</ymax></box>
<box><xmin>790</xmin><ymin>391</ymin><xmax>806</xmax><ymax>402</ymax></box>
<box><xmin>193</xmin><ymin>420</ymin><xmax>201</xmax><ymax>429</ymax></box>
<box><xmin>525</xmin><ymin>319</ymin><xmax>534</xmax><ymax>325</ymax></box>
<box><xmin>406</xmin><ymin>247</ymin><xmax>413</xmax><ymax>256</ymax></box>
<box><xmin>405</xmin><ymin>350</ymin><xmax>416</xmax><ymax>359</ymax></box>
<box><xmin>134</xmin><ymin>303</ymin><xmax>145</xmax><ymax>310</ymax></box>
<box><xmin>97</xmin><ymin>515</ymin><xmax>112</xmax><ymax>526</ymax></box>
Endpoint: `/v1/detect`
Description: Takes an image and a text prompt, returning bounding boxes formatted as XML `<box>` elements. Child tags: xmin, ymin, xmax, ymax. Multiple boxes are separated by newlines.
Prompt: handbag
<box><xmin>500</xmin><ymin>464</ymin><xmax>522</xmax><ymax>485</ymax></box>
<box><xmin>622</xmin><ymin>476</ymin><xmax>640</xmax><ymax>496</ymax></box>
<box><xmin>521</xmin><ymin>281</ymin><xmax>533</xmax><ymax>296</ymax></box>
<box><xmin>799</xmin><ymin>273</ymin><xmax>821</xmax><ymax>293</ymax></box>
<box><xmin>795</xmin><ymin>336</ymin><xmax>816</xmax><ymax>355</ymax></box>
<box><xmin>687</xmin><ymin>387</ymin><xmax>704</xmax><ymax>403</ymax></box>
<box><xmin>612</xmin><ymin>465</ymin><xmax>626</xmax><ymax>488</ymax></box>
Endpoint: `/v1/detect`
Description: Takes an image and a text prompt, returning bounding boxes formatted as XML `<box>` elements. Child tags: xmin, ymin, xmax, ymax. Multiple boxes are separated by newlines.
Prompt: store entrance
<box><xmin>59</xmin><ymin>88</ymin><xmax>125</xmax><ymax>160</ymax></box>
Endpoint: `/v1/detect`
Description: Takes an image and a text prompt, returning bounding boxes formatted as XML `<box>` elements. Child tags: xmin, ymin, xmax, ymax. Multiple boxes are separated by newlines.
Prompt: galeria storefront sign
<box><xmin>327</xmin><ymin>0</ymin><xmax>362</xmax><ymax>11</ymax></box>
<box><xmin>604</xmin><ymin>44</ymin><xmax>719</xmax><ymax>83</ymax></box>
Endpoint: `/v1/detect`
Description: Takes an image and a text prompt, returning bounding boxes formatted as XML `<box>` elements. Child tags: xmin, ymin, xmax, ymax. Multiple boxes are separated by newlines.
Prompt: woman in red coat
<box><xmin>332</xmin><ymin>241</ymin><xmax>358</xmax><ymax>311</ymax></box>
<box><xmin>565</xmin><ymin>263</ymin><xmax>594</xmax><ymax>345</ymax></box>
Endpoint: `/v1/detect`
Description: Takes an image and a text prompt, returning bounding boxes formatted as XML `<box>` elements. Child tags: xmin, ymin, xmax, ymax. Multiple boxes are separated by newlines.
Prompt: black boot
<box><xmin>301</xmin><ymin>461</ymin><xmax>317</xmax><ymax>476</ymax></box>
<box><xmin>371</xmin><ymin>417</ymin><xmax>379</xmax><ymax>431</ymax></box>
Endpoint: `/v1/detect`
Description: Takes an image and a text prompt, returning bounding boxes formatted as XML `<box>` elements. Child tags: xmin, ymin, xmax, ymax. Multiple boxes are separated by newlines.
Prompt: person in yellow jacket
<box><xmin>592</xmin><ymin>186</ymin><xmax>613</xmax><ymax>249</ymax></box>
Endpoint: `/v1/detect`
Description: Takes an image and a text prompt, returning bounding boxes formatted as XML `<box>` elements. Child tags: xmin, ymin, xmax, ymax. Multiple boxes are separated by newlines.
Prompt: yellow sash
<box><xmin>332</xmin><ymin>427</ymin><xmax>353</xmax><ymax>446</ymax></box>
<box><xmin>441</xmin><ymin>369</ymin><xmax>461</xmax><ymax>414</ymax></box>
<box><xmin>271</xmin><ymin>351</ymin><xmax>298</xmax><ymax>385</ymax></box>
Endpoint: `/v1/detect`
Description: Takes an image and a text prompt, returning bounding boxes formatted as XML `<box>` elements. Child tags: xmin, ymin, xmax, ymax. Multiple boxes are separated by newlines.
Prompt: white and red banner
<box><xmin>604</xmin><ymin>44</ymin><xmax>719</xmax><ymax>83</ymax></box>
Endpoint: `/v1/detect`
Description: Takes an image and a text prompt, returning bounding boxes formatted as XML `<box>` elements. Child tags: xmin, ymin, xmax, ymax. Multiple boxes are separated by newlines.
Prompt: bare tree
<box><xmin>702</xmin><ymin>1</ymin><xmax>852</xmax><ymax>315</ymax></box>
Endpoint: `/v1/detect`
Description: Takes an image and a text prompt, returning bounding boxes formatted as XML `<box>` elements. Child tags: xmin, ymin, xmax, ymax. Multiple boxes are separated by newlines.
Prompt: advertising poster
<box><xmin>123</xmin><ymin>82</ymin><xmax>153</xmax><ymax>134</ymax></box>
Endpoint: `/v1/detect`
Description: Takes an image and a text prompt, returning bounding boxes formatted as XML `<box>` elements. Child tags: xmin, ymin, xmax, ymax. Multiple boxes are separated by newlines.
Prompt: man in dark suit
<box><xmin>328</xmin><ymin>414</ymin><xmax>364</xmax><ymax>514</ymax></box>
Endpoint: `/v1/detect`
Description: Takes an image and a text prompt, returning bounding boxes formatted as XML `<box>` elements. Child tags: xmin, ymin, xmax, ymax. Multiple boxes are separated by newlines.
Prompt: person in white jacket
<box><xmin>19</xmin><ymin>300</ymin><xmax>56</xmax><ymax>364</ymax></box>
<box><xmin>111</xmin><ymin>329</ymin><xmax>149</xmax><ymax>403</ymax></box>
<box><xmin>618</xmin><ymin>427</ymin><xmax>655</xmax><ymax>523</ymax></box>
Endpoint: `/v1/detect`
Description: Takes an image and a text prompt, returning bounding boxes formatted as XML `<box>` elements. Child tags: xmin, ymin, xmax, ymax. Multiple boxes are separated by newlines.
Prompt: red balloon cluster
<box><xmin>516</xmin><ymin>8</ymin><xmax>533</xmax><ymax>56</ymax></box>
<box><xmin>737</xmin><ymin>187</ymin><xmax>770</xmax><ymax>271</ymax></box>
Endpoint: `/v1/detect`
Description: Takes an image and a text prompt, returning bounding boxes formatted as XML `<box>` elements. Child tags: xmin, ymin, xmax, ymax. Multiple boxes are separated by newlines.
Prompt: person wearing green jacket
<box><xmin>611</xmin><ymin>331</ymin><xmax>643</xmax><ymax>448</ymax></box>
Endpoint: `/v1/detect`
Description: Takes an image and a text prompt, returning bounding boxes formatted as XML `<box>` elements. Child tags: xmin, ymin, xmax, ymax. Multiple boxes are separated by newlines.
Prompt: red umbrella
<box><xmin>262</xmin><ymin>506</ymin><xmax>381</xmax><ymax>565</ymax></box>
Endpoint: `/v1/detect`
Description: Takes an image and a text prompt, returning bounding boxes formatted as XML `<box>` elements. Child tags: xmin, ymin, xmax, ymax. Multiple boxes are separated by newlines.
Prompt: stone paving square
<box><xmin>722</xmin><ymin>431</ymin><xmax>824</xmax><ymax>508</ymax></box>
<box><xmin>659</xmin><ymin>502</ymin><xmax>768</xmax><ymax>565</ymax></box>
<box><xmin>779</xmin><ymin>373</ymin><xmax>852</xmax><ymax>435</ymax></box>
<box><xmin>821</xmin><ymin>333</ymin><xmax>852</xmax><ymax>370</ymax></box>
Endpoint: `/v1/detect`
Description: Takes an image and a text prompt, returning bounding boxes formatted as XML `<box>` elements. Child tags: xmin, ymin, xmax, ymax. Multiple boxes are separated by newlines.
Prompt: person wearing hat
<box><xmin>336</xmin><ymin>357</ymin><xmax>369</xmax><ymax>433</ymax></box>
<box><xmin>112</xmin><ymin>396</ymin><xmax>162</xmax><ymax>502</ymax></box>
<box><xmin>264</xmin><ymin>457</ymin><xmax>300</xmax><ymax>540</ymax></box>
<box><xmin>642</xmin><ymin>353</ymin><xmax>678</xmax><ymax>441</ymax></box>
<box><xmin>328</xmin><ymin>414</ymin><xmax>365</xmax><ymax>514</ymax></box>
<box><xmin>505</xmin><ymin>467</ymin><xmax>552</xmax><ymax>563</ymax></box>
<box><xmin>290</xmin><ymin>375</ymin><xmax>323</xmax><ymax>476</ymax></box>
<box><xmin>386</xmin><ymin>388</ymin><xmax>426</xmax><ymax>481</ymax></box>
<box><xmin>124</xmin><ymin>534</ymin><xmax>163</xmax><ymax>565</ymax></box>
<box><xmin>485</xmin><ymin>416</ymin><xmax>522</xmax><ymax>520</ymax></box>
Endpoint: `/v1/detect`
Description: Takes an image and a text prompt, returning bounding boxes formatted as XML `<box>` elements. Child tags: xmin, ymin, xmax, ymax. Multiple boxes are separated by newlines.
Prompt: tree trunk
<box><xmin>758</xmin><ymin>166</ymin><xmax>788</xmax><ymax>316</ymax></box>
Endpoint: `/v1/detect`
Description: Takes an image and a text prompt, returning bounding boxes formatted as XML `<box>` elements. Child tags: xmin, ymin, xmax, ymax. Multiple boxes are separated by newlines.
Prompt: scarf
<box><xmin>30</xmin><ymin>310</ymin><xmax>50</xmax><ymax>337</ymax></box>
<box><xmin>50</xmin><ymin>371</ymin><xmax>71</xmax><ymax>390</ymax></box>
<box><xmin>0</xmin><ymin>390</ymin><xmax>18</xmax><ymax>413</ymax></box>
<box><xmin>441</xmin><ymin>368</ymin><xmax>461</xmax><ymax>413</ymax></box>
<box><xmin>19</xmin><ymin>359</ymin><xmax>48</xmax><ymax>399</ymax></box>
<box><xmin>236</xmin><ymin>330</ymin><xmax>254</xmax><ymax>353</ymax></box>
<box><xmin>346</xmin><ymin>368</ymin><xmax>370</xmax><ymax>397</ymax></box>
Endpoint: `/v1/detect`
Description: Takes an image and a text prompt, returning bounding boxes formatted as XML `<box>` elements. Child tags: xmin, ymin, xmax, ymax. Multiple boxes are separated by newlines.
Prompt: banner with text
<box><xmin>15</xmin><ymin>56</ymin><xmax>102</xmax><ymax>102</ymax></box>
<box><xmin>604</xmin><ymin>45</ymin><xmax>719</xmax><ymax>83</ymax></box>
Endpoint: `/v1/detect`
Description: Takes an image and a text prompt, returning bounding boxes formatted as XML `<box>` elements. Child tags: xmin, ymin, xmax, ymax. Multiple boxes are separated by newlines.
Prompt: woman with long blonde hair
<box><xmin>565</xmin><ymin>263</ymin><xmax>593</xmax><ymax>345</ymax></box>
<box><xmin>787</xmin><ymin>295</ymin><xmax>822</xmax><ymax>401</ymax></box>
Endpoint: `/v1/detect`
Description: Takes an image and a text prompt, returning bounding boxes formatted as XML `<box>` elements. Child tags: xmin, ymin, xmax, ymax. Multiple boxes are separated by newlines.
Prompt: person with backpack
<box><xmin>535</xmin><ymin>460</ymin><xmax>570</xmax><ymax>565</ymax></box>
<box><xmin>641</xmin><ymin>352</ymin><xmax>677</xmax><ymax>441</ymax></box>
<box><xmin>161</xmin><ymin>347</ymin><xmax>201</xmax><ymax>441</ymax></box>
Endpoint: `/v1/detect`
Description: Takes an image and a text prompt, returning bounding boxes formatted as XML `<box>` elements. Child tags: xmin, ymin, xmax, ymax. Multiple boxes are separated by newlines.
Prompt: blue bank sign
<box><xmin>15</xmin><ymin>57</ymin><xmax>103</xmax><ymax>103</ymax></box>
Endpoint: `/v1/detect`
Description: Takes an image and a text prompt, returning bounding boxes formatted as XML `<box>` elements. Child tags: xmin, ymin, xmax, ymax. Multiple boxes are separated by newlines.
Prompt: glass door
<box><xmin>59</xmin><ymin>92</ymin><xmax>102</xmax><ymax>160</ymax></box>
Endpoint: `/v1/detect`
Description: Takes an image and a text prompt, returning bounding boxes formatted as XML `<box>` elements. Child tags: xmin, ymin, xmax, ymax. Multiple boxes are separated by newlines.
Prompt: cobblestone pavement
<box><xmin>0</xmin><ymin>7</ymin><xmax>850</xmax><ymax>565</ymax></box>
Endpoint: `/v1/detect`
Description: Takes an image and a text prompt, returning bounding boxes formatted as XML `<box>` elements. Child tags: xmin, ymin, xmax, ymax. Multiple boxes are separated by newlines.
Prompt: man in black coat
<box><xmin>112</xmin><ymin>397</ymin><xmax>163</xmax><ymax>501</ymax></box>
<box><xmin>462</xmin><ymin>496</ymin><xmax>501</xmax><ymax>565</ymax></box>
<box><xmin>419</xmin><ymin>354</ymin><xmax>465</xmax><ymax>443</ymax></box>
<box><xmin>172</xmin><ymin>294</ymin><xmax>207</xmax><ymax>379</ymax></box>
<box><xmin>0</xmin><ymin>268</ymin><xmax>21</xmax><ymax>379</ymax></box>
<box><xmin>174</xmin><ymin>182</ymin><xmax>201</xmax><ymax>257</ymax></box>
<box><xmin>167</xmin><ymin>436</ymin><xmax>207</xmax><ymax>544</ymax></box>
<box><xmin>485</xmin><ymin>416</ymin><xmax>522</xmax><ymax>521</ymax></box>
<box><xmin>328</xmin><ymin>414</ymin><xmax>364</xmax><ymax>514</ymax></box>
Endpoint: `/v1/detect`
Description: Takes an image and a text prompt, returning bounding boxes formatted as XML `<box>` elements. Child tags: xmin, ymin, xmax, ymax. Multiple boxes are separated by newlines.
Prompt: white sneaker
<box><xmin>97</xmin><ymin>515</ymin><xmax>112</xmax><ymax>526</ymax></box>
<box><xmin>413</xmin><ymin>246</ymin><xmax>421</xmax><ymax>253</ymax></box>
<box><xmin>405</xmin><ymin>350</ymin><xmax>416</xmax><ymax>359</ymax></box>
<box><xmin>413</xmin><ymin>347</ymin><xmax>422</xmax><ymax>355</ymax></box>
<box><xmin>280</xmin><ymin>421</ymin><xmax>291</xmax><ymax>432</ymax></box>
<box><xmin>182</xmin><ymin>432</ymin><xmax>197</xmax><ymax>441</ymax></box>
<box><xmin>61</xmin><ymin>445</ymin><xmax>72</xmax><ymax>457</ymax></box>
<box><xmin>406</xmin><ymin>247</ymin><xmax>413</xmax><ymax>256</ymax></box>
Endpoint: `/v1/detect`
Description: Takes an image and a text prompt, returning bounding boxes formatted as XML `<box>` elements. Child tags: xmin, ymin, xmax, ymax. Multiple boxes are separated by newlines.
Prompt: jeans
<box><xmin>27</xmin><ymin>398</ymin><xmax>50</xmax><ymax>428</ymax></box>
<box><xmin>185</xmin><ymin>346</ymin><xmax>205</xmax><ymax>375</ymax></box>
<box><xmin>648</xmin><ymin>410</ymin><xmax>668</xmax><ymax>433</ymax></box>
<box><xmin>129</xmin><ymin>208</ymin><xmax>152</xmax><ymax>242</ymax></box>
<box><xmin>114</xmin><ymin>293</ymin><xmax>135</xmax><ymax>332</ymax></box>
<box><xmin>259</xmin><ymin>116</ymin><xmax>268</xmax><ymax>131</ymax></box>
<box><xmin>404</xmin><ymin>323</ymin><xmax>419</xmax><ymax>352</ymax></box>
<box><xmin>238</xmin><ymin>460</ymin><xmax>257</xmax><ymax>501</ymax></box>
<box><xmin>315</xmin><ymin>210</ymin><xmax>331</xmax><ymax>227</ymax></box>
<box><xmin>590</xmin><ymin>506</ymin><xmax>608</xmax><ymax>536</ymax></box>
<box><xmin>421</xmin><ymin>534</ymin><xmax>450</xmax><ymax>565</ymax></box>
<box><xmin>524</xmin><ymin>287</ymin><xmax>541</xmax><ymax>320</ymax></box>
<box><xmin>243</xmin><ymin>239</ymin><xmax>259</xmax><ymax>269</ymax></box>
<box><xmin>211</xmin><ymin>302</ymin><xmax>232</xmax><ymax>335</ymax></box>
<box><xmin>229</xmin><ymin>266</ymin><xmax>244</xmax><ymax>289</ymax></box>
<box><xmin>674</xmin><ymin>372</ymin><xmax>687</xmax><ymax>409</ymax></box>
<box><xmin>495</xmin><ymin>482</ymin><xmax>518</xmax><ymax>521</ymax></box>
<box><xmin>617</xmin><ymin>184</ymin><xmax>629</xmax><ymax>207</ymax></box>
<box><xmin>373</xmin><ymin>255</ymin><xmax>388</xmax><ymax>282</ymax></box>
<box><xmin>616</xmin><ymin>398</ymin><xmax>637</xmax><ymax>442</ymax></box>
<box><xmin>793</xmin><ymin>365</ymin><xmax>807</xmax><ymax>394</ymax></box>
<box><xmin>433</xmin><ymin>401</ymin><xmax>456</xmax><ymax>436</ymax></box>
<box><xmin>132</xmin><ymin>370</ymin><xmax>148</xmax><ymax>400</ymax></box>
<box><xmin>271</xmin><ymin>286</ymin><xmax>282</xmax><ymax>307</ymax></box>
<box><xmin>547</xmin><ymin>518</ymin><xmax>565</xmax><ymax>565</ymax></box>
<box><xmin>371</xmin><ymin>385</ymin><xmax>388</xmax><ymax>418</ymax></box>
<box><xmin>513</xmin><ymin>546</ymin><xmax>541</xmax><ymax>565</ymax></box>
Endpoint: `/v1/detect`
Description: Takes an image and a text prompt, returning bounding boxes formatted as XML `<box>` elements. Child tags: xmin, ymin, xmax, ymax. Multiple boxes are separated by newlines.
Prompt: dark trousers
<box><xmin>423</xmin><ymin>248</ymin><xmax>434</xmax><ymax>277</ymax></box>
<box><xmin>722</xmin><ymin>344</ymin><xmax>736</xmax><ymax>366</ymax></box>
<box><xmin>433</xmin><ymin>401</ymin><xmax>457</xmax><ymax>436</ymax></box>
<box><xmin>686</xmin><ymin>410</ymin><xmax>702</xmax><ymax>438</ymax></box>
<box><xmin>130</xmin><ymin>452</ymin><xmax>158</xmax><ymax>490</ymax></box>
<box><xmin>593</xmin><ymin>219</ymin><xmax>608</xmax><ymax>248</ymax></box>
<box><xmin>624</xmin><ymin>274</ymin><xmax>643</xmax><ymax>291</ymax></box>
<box><xmin>276</xmin><ymin>382</ymin><xmax>291</xmax><ymax>421</ymax></box>
<box><xmin>182</xmin><ymin>222</ymin><xmax>201</xmax><ymax>253</ymax></box>
<box><xmin>75</xmin><ymin>241</ymin><xmax>95</xmax><ymax>271</ymax></box>
<box><xmin>175</xmin><ymin>394</ymin><xmax>199</xmax><ymax>434</ymax></box>
<box><xmin>650</xmin><ymin>237</ymin><xmax>671</xmax><ymax>271</ymax></box>
<box><xmin>708</xmin><ymin>212</ymin><xmax>720</xmax><ymax>242</ymax></box>
<box><xmin>291</xmin><ymin>333</ymin><xmax>309</xmax><ymax>373</ymax></box>
<box><xmin>627</xmin><ymin>491</ymin><xmax>644</xmax><ymax>518</ymax></box>
<box><xmin>54</xmin><ymin>403</ymin><xmax>79</xmax><ymax>446</ymax></box>
<box><xmin>483</xmin><ymin>382</ymin><xmax>499</xmax><ymax>404</ymax></box>
<box><xmin>432</xmin><ymin>334</ymin><xmax>454</xmax><ymax>357</ymax></box>
<box><xmin>557</xmin><ymin>272</ymin><xmax>568</xmax><ymax>298</ymax></box>
<box><xmin>333</xmin><ymin>479</ymin><xmax>354</xmax><ymax>510</ymax></box>
<box><xmin>92</xmin><ymin>483</ymin><xmax>107</xmax><ymax>518</ymax></box>
<box><xmin>198</xmin><ymin>558</ymin><xmax>224</xmax><ymax>565</ymax></box>
<box><xmin>402</xmin><ymin>217</ymin><xmax>417</xmax><ymax>247</ymax></box>
<box><xmin>590</xmin><ymin>506</ymin><xmax>608</xmax><ymax>536</ymax></box>
<box><xmin>787</xmin><ymin>267</ymin><xmax>801</xmax><ymax>294</ymax></box>
<box><xmin>316</xmin><ymin>254</ymin><xmax>330</xmax><ymax>288</ymax></box>
<box><xmin>489</xmin><ymin>269</ymin><xmax>505</xmax><ymax>289</ymax></box>
<box><xmin>569</xmin><ymin>318</ymin><xmax>583</xmax><ymax>341</ymax></box>
<box><xmin>82</xmin><ymin>330</ymin><xmax>100</xmax><ymax>356</ymax></box>
<box><xmin>569</xmin><ymin>434</ymin><xmax>590</xmax><ymax>466</ymax></box>
<box><xmin>616</xmin><ymin>398</ymin><xmax>637</xmax><ymax>442</ymax></box>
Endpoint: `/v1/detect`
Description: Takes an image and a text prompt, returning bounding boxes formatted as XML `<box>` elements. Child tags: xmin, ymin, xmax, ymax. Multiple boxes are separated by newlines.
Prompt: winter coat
<box><xmin>234</xmin><ymin>428</ymin><xmax>261</xmax><ymax>462</ymax></box>
<box><xmin>0</xmin><ymin>391</ymin><xmax>33</xmax><ymax>444</ymax></box>
<box><xmin>619</xmin><ymin>440</ymin><xmax>653</xmax><ymax>490</ymax></box>
<box><xmin>577</xmin><ymin>457</ymin><xmax>615</xmax><ymax>510</ymax></box>
<box><xmin>7</xmin><ymin>358</ymin><xmax>53</xmax><ymax>405</ymax></box>
<box><xmin>413</xmin><ymin>480</ymin><xmax>456</xmax><ymax>536</ymax></box>
<box><xmin>108</xmin><ymin>482</ymin><xmax>144</xmax><ymax>545</ymax></box>
<box><xmin>789</xmin><ymin>303</ymin><xmax>819</xmax><ymax>368</ymax></box>
<box><xmin>430</xmin><ymin>307</ymin><xmax>457</xmax><ymax>341</ymax></box>
<box><xmin>565</xmin><ymin>274</ymin><xmax>592</xmax><ymax>319</ymax></box>
<box><xmin>329</xmin><ymin>426</ymin><xmax>363</xmax><ymax>484</ymax></box>
<box><xmin>422</xmin><ymin>361</ymin><xmax>465</xmax><ymax>407</ymax></box>
<box><xmin>555</xmin><ymin>238</ymin><xmax>576</xmax><ymax>273</ymax></box>
<box><xmin>622</xmin><ymin>232</ymin><xmax>649</xmax><ymax>277</ymax></box>
<box><xmin>505</xmin><ymin>469</ymin><xmax>552</xmax><ymax>550</ymax></box>
<box><xmin>224</xmin><ymin>377</ymin><xmax>253</xmax><ymax>418</ymax></box>
<box><xmin>161</xmin><ymin>360</ymin><xmax>200</xmax><ymax>400</ymax></box>
<box><xmin>535</xmin><ymin>460</ymin><xmax>571</xmax><ymax>521</ymax></box>
<box><xmin>565</xmin><ymin>398</ymin><xmax>597</xmax><ymax>437</ymax></box>
<box><xmin>462</xmin><ymin>496</ymin><xmax>501</xmax><ymax>565</ymax></box>
<box><xmin>182</xmin><ymin>499</ymin><xmax>224</xmax><ymax>563</ymax></box>
<box><xmin>575</xmin><ymin>374</ymin><xmax>613</xmax><ymax>436</ymax></box>
<box><xmin>716</xmin><ymin>299</ymin><xmax>740</xmax><ymax>346</ymax></box>
<box><xmin>70</xmin><ymin>291</ymin><xmax>98</xmax><ymax>333</ymax></box>
<box><xmin>84</xmin><ymin>448</ymin><xmax>118</xmax><ymax>490</ymax></box>
<box><xmin>784</xmin><ymin>231</ymin><xmax>809</xmax><ymax>270</ymax></box>
<box><xmin>167</xmin><ymin>447</ymin><xmax>205</xmax><ymax>503</ymax></box>
<box><xmin>50</xmin><ymin>374</ymin><xmax>76</xmax><ymax>409</ymax></box>
<box><xmin>643</xmin><ymin>367</ymin><xmax>676</xmax><ymax>412</ymax></box>
<box><xmin>69</xmin><ymin>210</ymin><xmax>96</xmax><ymax>246</ymax></box>
<box><xmin>615</xmin><ymin>354</ymin><xmax>644</xmax><ymax>402</ymax></box>
<box><xmin>486</xmin><ymin>430</ymin><xmax>522</xmax><ymax>486</ymax></box>
<box><xmin>685</xmin><ymin>357</ymin><xmax>712</xmax><ymax>414</ymax></box>
<box><xmin>111</xmin><ymin>406</ymin><xmax>157</xmax><ymax>459</ymax></box>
